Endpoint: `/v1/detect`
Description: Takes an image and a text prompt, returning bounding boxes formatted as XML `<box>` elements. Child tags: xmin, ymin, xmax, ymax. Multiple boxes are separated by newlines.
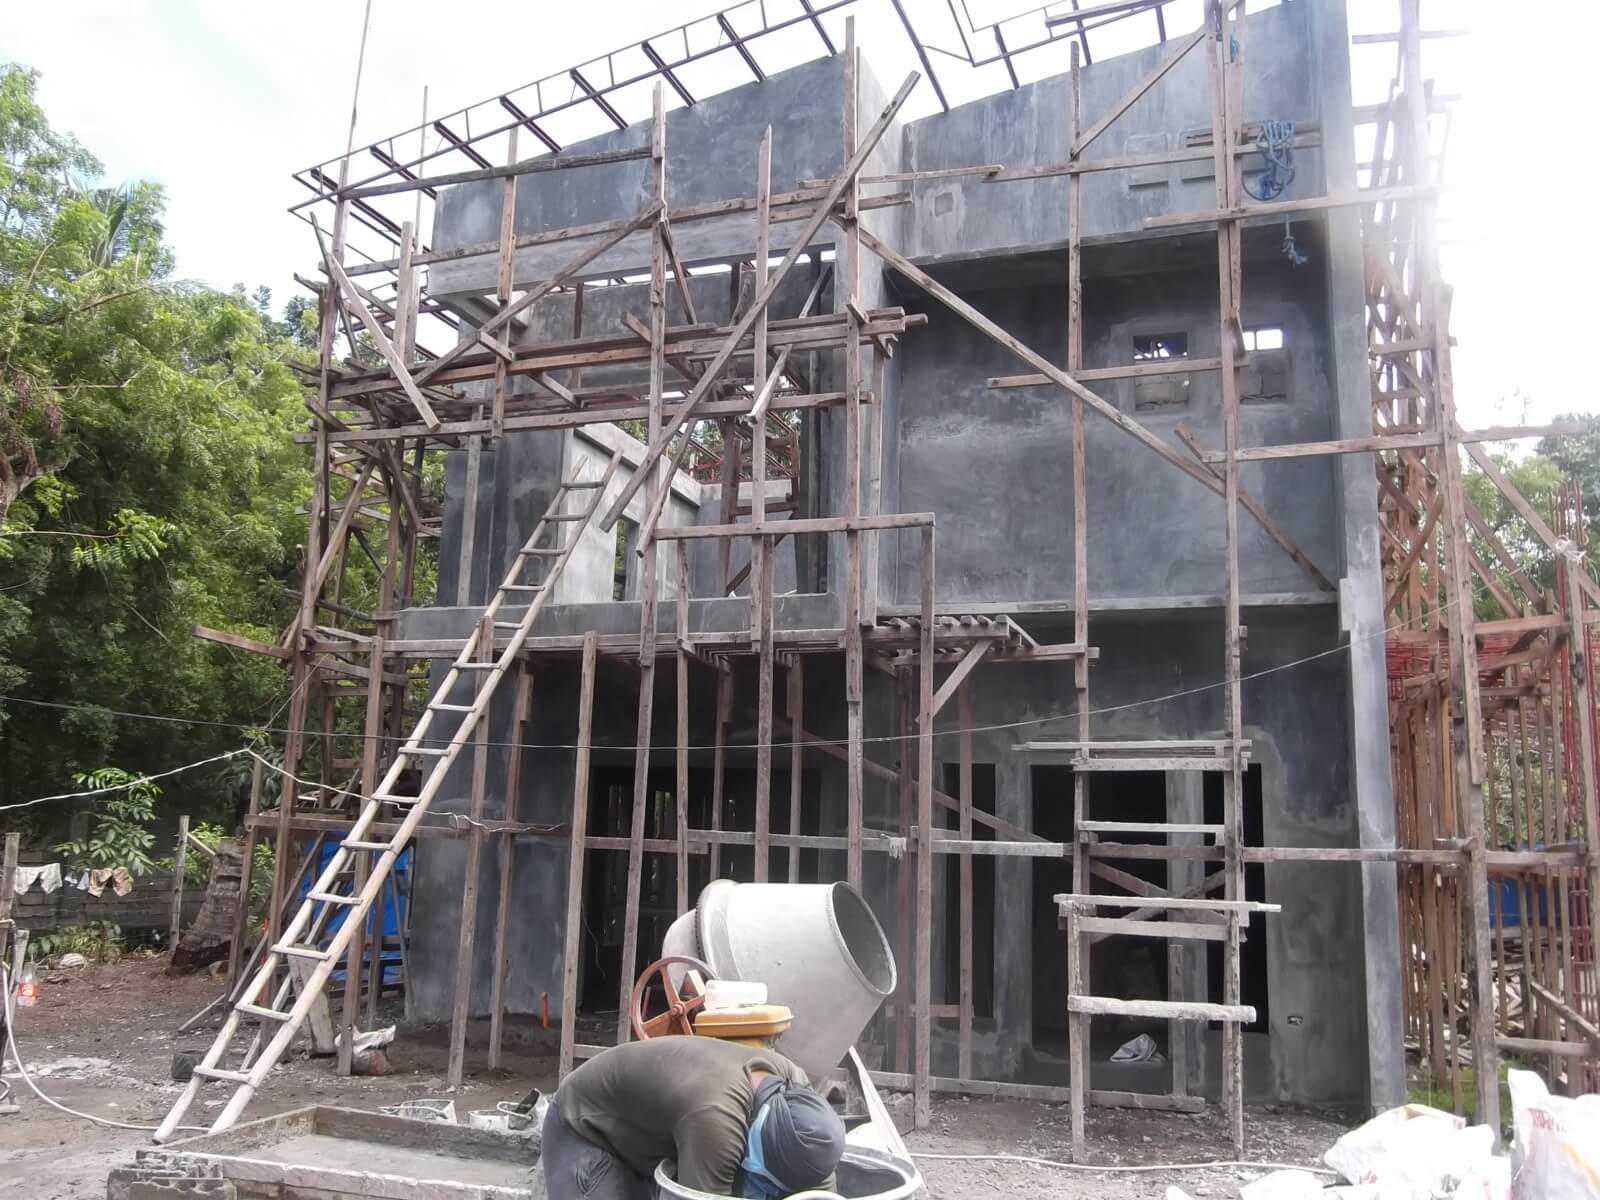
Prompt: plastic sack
<box><xmin>1324</xmin><ymin>1103</ymin><xmax>1506</xmax><ymax>1200</ymax></box>
<box><xmin>1509</xmin><ymin>1068</ymin><xmax>1600</xmax><ymax>1200</ymax></box>
<box><xmin>1239</xmin><ymin>1169</ymin><xmax>1327</xmax><ymax>1200</ymax></box>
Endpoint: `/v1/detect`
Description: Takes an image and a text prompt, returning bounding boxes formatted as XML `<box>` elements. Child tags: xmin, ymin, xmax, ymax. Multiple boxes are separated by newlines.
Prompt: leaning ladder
<box><xmin>156</xmin><ymin>446</ymin><xmax>623</xmax><ymax>1141</ymax></box>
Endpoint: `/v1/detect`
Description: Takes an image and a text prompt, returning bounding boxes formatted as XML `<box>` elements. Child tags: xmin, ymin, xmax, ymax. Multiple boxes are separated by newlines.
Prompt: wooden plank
<box><xmin>447</xmin><ymin>613</ymin><xmax>495</xmax><ymax>1089</ymax></box>
<box><xmin>755</xmin><ymin>540</ymin><xmax>775</xmax><ymax>882</ymax></box>
<box><xmin>193</xmin><ymin>625</ymin><xmax>294</xmax><ymax>661</ymax></box>
<box><xmin>168</xmin><ymin>815</ymin><xmax>190</xmax><ymax>950</ymax></box>
<box><xmin>1057</xmin><ymin>893</ymin><xmax>1278</xmax><ymax>912</ymax></box>
<box><xmin>616</xmin><ymin>87</ymin><xmax>669</xmax><ymax>1046</ymax></box>
<box><xmin>1142</xmin><ymin>184</ymin><xmax>1437</xmax><ymax>230</ymax></box>
<box><xmin>787</xmin><ymin>655</ymin><xmax>804</xmax><ymax>884</ymax></box>
<box><xmin>287</xmin><ymin>958</ymin><xmax>336</xmax><ymax>1056</ymax></box>
<box><xmin>869</xmin><ymin>1070</ymin><xmax>1203</xmax><ymax>1111</ymax></box>
<box><xmin>1077</xmin><ymin>915</ymin><xmax>1227</xmax><ymax>941</ymax></box>
<box><xmin>914</xmin><ymin>525</ymin><xmax>935</xmax><ymax>1126</ymax></box>
<box><xmin>991</xmin><ymin>357</ymin><xmax>1226</xmax><ymax>389</ymax></box>
<box><xmin>559</xmin><ymin>632</ymin><xmax>599</xmax><ymax>1079</ymax></box>
<box><xmin>957</xmin><ymin>681</ymin><xmax>974</xmax><ymax>1080</ymax></box>
<box><xmin>928</xmin><ymin>640</ymin><xmax>990</xmax><ymax>720</ymax></box>
<box><xmin>675</xmin><ymin>541</ymin><xmax>692</xmax><ymax>912</ymax></box>
<box><xmin>488</xmin><ymin>664</ymin><xmax>534</xmax><ymax>1070</ymax></box>
<box><xmin>1072</xmin><ymin>757</ymin><xmax>1237</xmax><ymax>772</ymax></box>
<box><xmin>654</xmin><ymin>512</ymin><xmax>935</xmax><ymax>541</ymax></box>
<box><xmin>1070</xmin><ymin>995</ymin><xmax>1255</xmax><ymax>1022</ymax></box>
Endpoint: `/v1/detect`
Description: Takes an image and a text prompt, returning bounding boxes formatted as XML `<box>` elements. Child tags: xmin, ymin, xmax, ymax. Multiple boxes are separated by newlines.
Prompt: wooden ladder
<box><xmin>155</xmin><ymin>446</ymin><xmax>623</xmax><ymax>1141</ymax></box>
<box><xmin>1050</xmin><ymin>738</ymin><xmax>1278</xmax><ymax>1156</ymax></box>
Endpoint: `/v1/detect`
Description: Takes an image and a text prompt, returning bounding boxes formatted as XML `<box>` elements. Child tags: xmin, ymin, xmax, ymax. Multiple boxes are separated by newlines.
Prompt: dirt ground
<box><xmin>3</xmin><ymin>958</ymin><xmax>1353</xmax><ymax>1199</ymax></box>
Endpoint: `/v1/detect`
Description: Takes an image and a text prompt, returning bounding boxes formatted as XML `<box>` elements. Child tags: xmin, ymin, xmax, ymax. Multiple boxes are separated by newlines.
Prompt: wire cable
<box><xmin>0</xmin><ymin>590</ymin><xmax>1451</xmax><ymax>757</ymax></box>
<box><xmin>0</xmin><ymin>962</ymin><xmax>206</xmax><ymax>1134</ymax></box>
<box><xmin>0</xmin><ymin>750</ymin><xmax>249</xmax><ymax>814</ymax></box>
<box><xmin>910</xmin><ymin>1151</ymin><xmax>1336</xmax><ymax>1175</ymax></box>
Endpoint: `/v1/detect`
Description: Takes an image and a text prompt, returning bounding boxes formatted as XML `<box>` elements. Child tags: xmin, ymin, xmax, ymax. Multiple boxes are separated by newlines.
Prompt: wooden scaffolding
<box><xmin>177</xmin><ymin>0</ymin><xmax>1598</xmax><ymax>1157</ymax></box>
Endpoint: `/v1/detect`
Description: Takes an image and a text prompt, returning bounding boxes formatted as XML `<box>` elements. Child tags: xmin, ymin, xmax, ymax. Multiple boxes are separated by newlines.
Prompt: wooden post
<box><xmin>492</xmin><ymin>129</ymin><xmax>519</xmax><ymax>439</ymax></box>
<box><xmin>1066</xmin><ymin>39</ymin><xmax>1092</xmax><ymax>1155</ymax></box>
<box><xmin>711</xmin><ymin>669</ymin><xmax>732</xmax><ymax>880</ymax></box>
<box><xmin>755</xmin><ymin>536</ymin><xmax>775</xmax><ymax>882</ymax></box>
<box><xmin>914</xmin><ymin>525</ymin><xmax>935</xmax><ymax>1126</ymax></box>
<box><xmin>489</xmin><ymin>663</ymin><xmax>534</xmax><ymax>1070</ymax></box>
<box><xmin>447</xmin><ymin>612</ymin><xmax>496</xmax><ymax>1088</ymax></box>
<box><xmin>617</xmin><ymin>84</ymin><xmax>668</xmax><ymax>1042</ymax></box>
<box><xmin>957</xmin><ymin>682</ymin><xmax>974</xmax><ymax>1079</ymax></box>
<box><xmin>843</xmin><ymin>17</ymin><xmax>867</xmax><ymax>891</ymax></box>
<box><xmin>560</xmin><ymin>632</ymin><xmax>599</xmax><ymax>1078</ymax></box>
<box><xmin>169</xmin><ymin>815</ymin><xmax>191</xmax><ymax>952</ymax></box>
<box><xmin>676</xmin><ymin>541</ymin><xmax>691</xmax><ymax>913</ymax></box>
<box><xmin>228</xmin><ymin>757</ymin><xmax>265</xmax><ymax>991</ymax></box>
<box><xmin>1206</xmin><ymin>1</ymin><xmax>1246</xmax><ymax>1154</ymax></box>
<box><xmin>788</xmin><ymin>656</ymin><xmax>805</xmax><ymax>883</ymax></box>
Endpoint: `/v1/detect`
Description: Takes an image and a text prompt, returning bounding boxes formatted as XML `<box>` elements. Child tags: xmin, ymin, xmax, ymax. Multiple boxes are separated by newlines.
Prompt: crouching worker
<box><xmin>542</xmin><ymin>1036</ymin><xmax>845</xmax><ymax>1198</ymax></box>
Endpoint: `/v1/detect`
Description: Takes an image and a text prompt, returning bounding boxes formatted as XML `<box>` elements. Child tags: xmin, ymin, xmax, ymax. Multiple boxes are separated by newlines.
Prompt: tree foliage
<box><xmin>0</xmin><ymin>62</ymin><xmax>314</xmax><ymax>834</ymax></box>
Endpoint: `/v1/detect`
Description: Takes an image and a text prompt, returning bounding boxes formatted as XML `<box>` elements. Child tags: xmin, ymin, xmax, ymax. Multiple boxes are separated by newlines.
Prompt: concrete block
<box><xmin>880</xmin><ymin>1090</ymin><xmax>917</xmax><ymax>1136</ymax></box>
<box><xmin>106</xmin><ymin>1165</ymin><xmax>235</xmax><ymax>1200</ymax></box>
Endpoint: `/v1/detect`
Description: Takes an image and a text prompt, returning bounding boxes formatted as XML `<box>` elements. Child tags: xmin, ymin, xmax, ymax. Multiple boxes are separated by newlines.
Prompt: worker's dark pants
<box><xmin>540</xmin><ymin>1107</ymin><xmax>655</xmax><ymax>1200</ymax></box>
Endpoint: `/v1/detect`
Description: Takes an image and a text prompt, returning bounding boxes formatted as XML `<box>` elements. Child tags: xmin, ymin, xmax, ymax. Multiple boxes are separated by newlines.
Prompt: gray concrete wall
<box><xmin>430</xmin><ymin>55</ymin><xmax>859</xmax><ymax>298</ymax></box>
<box><xmin>884</xmin><ymin>247</ymin><xmax>1340</xmax><ymax>605</ymax></box>
<box><xmin>920</xmin><ymin>605</ymin><xmax>1365</xmax><ymax>1104</ymax></box>
<box><xmin>404</xmin><ymin>1</ymin><xmax>1388</xmax><ymax>1109</ymax></box>
<box><xmin>899</xmin><ymin>2</ymin><xmax>1324</xmax><ymax>265</ymax></box>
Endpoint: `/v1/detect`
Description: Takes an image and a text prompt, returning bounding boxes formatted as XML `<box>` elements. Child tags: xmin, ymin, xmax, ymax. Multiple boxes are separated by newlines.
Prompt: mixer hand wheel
<box><xmin>630</xmin><ymin>955</ymin><xmax>715</xmax><ymax>1040</ymax></box>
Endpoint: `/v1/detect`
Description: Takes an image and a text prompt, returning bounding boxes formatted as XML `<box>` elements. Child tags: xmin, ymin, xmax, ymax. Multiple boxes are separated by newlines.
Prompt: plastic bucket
<box><xmin>654</xmin><ymin>1146</ymin><xmax>921</xmax><ymax>1200</ymax></box>
<box><xmin>661</xmin><ymin>880</ymin><xmax>896</xmax><ymax>1081</ymax></box>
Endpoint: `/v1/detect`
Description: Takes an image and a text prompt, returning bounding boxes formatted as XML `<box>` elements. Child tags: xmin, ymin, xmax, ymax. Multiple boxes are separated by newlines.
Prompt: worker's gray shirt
<box><xmin>555</xmin><ymin>1038</ymin><xmax>812</xmax><ymax>1195</ymax></box>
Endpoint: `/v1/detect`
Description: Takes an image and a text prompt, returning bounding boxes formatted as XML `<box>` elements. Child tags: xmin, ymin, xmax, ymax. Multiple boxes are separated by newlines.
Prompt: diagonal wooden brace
<box><xmin>855</xmin><ymin>224</ymin><xmax>1223</xmax><ymax>497</ymax></box>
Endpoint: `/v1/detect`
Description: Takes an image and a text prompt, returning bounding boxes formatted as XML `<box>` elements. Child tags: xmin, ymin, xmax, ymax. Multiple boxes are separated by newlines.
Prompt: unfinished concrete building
<box><xmin>166</xmin><ymin>0</ymin><xmax>1600</xmax><ymax>1157</ymax></box>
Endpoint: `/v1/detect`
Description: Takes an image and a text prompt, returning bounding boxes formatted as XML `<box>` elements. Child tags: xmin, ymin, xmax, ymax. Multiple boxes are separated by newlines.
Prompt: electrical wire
<box><xmin>0</xmin><ymin>750</ymin><xmax>249</xmax><ymax>814</ymax></box>
<box><xmin>910</xmin><ymin>1151</ymin><xmax>1336</xmax><ymax>1175</ymax></box>
<box><xmin>0</xmin><ymin>588</ymin><xmax>1453</xmax><ymax>758</ymax></box>
<box><xmin>0</xmin><ymin>961</ymin><xmax>206</xmax><ymax>1134</ymax></box>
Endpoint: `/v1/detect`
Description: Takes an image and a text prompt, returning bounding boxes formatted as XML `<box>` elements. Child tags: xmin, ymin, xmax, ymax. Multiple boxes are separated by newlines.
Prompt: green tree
<box><xmin>0</xmin><ymin>62</ymin><xmax>314</xmax><ymax>832</ymax></box>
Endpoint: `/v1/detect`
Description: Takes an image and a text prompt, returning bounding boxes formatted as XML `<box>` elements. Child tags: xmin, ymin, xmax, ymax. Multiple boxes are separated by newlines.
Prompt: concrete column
<box><xmin>1309</xmin><ymin>0</ymin><xmax>1406</xmax><ymax>1112</ymax></box>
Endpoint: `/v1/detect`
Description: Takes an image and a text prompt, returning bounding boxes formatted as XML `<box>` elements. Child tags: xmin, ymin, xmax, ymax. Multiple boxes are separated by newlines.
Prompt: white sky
<box><xmin>6</xmin><ymin>0</ymin><xmax>1595</xmax><ymax>428</ymax></box>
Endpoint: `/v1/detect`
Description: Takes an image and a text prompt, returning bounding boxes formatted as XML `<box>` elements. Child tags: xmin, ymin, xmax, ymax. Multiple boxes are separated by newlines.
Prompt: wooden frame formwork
<box><xmin>191</xmin><ymin>0</ymin><xmax>1600</xmax><ymax>1156</ymax></box>
<box><xmin>1369</xmin><ymin>5</ymin><xmax>1600</xmax><ymax>1104</ymax></box>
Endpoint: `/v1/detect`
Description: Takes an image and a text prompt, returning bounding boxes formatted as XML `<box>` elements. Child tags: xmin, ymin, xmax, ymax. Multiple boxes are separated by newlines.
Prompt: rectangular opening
<box><xmin>941</xmin><ymin>762</ymin><xmax>997</xmax><ymax>1021</ymax></box>
<box><xmin>1031</xmin><ymin>768</ymin><xmax>1171</xmax><ymax>1049</ymax></box>
<box><xmin>1132</xmin><ymin>332</ymin><xmax>1191</xmax><ymax>413</ymax></box>
<box><xmin>1203</xmin><ymin>764</ymin><xmax>1269</xmax><ymax>1032</ymax></box>
<box><xmin>1133</xmin><ymin>332</ymin><xmax>1189</xmax><ymax>360</ymax></box>
<box><xmin>1241</xmin><ymin>326</ymin><xmax>1289</xmax><ymax>403</ymax></box>
<box><xmin>1030</xmin><ymin>766</ymin><xmax>1076</xmax><ymax>1040</ymax></box>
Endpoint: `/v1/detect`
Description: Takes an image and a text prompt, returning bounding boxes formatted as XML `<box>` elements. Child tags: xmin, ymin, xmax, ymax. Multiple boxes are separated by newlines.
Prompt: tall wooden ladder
<box><xmin>156</xmin><ymin>446</ymin><xmax>623</xmax><ymax>1141</ymax></box>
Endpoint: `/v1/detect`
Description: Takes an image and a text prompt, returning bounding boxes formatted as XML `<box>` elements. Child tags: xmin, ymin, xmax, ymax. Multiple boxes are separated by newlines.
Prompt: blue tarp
<box><xmin>298</xmin><ymin>841</ymin><xmax>409</xmax><ymax>986</ymax></box>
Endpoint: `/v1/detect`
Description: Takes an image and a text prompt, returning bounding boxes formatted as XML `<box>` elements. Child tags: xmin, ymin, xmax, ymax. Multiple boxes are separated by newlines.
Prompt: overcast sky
<box><xmin>6</xmin><ymin>0</ymin><xmax>1593</xmax><ymax>429</ymax></box>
